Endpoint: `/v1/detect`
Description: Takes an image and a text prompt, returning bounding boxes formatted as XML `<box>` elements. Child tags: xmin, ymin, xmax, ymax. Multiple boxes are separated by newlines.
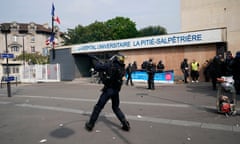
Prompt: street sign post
<box><xmin>7</xmin><ymin>76</ymin><xmax>15</xmax><ymax>82</ymax></box>
<box><xmin>1</xmin><ymin>53</ymin><xmax>14</xmax><ymax>58</ymax></box>
<box><xmin>2</xmin><ymin>76</ymin><xmax>15</xmax><ymax>82</ymax></box>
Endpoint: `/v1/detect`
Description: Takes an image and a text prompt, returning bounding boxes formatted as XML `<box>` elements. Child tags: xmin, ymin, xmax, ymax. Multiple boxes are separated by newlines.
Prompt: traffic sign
<box><xmin>1</xmin><ymin>53</ymin><xmax>14</xmax><ymax>58</ymax></box>
<box><xmin>7</xmin><ymin>76</ymin><xmax>15</xmax><ymax>81</ymax></box>
<box><xmin>2</xmin><ymin>76</ymin><xmax>15</xmax><ymax>82</ymax></box>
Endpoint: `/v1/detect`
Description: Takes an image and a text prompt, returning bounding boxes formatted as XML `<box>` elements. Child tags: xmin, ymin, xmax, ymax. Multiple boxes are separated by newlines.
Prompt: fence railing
<box><xmin>20</xmin><ymin>64</ymin><xmax>60</xmax><ymax>83</ymax></box>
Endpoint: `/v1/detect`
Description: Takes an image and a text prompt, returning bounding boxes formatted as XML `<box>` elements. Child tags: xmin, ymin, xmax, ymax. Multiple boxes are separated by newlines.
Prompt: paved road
<box><xmin>0</xmin><ymin>80</ymin><xmax>240</xmax><ymax>144</ymax></box>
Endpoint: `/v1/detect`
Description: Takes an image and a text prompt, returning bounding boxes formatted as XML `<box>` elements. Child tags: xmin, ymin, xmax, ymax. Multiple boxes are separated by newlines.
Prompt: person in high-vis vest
<box><xmin>190</xmin><ymin>59</ymin><xmax>200</xmax><ymax>83</ymax></box>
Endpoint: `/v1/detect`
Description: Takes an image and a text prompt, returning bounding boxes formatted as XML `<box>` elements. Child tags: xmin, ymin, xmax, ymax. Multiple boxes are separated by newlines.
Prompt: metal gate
<box><xmin>20</xmin><ymin>64</ymin><xmax>60</xmax><ymax>83</ymax></box>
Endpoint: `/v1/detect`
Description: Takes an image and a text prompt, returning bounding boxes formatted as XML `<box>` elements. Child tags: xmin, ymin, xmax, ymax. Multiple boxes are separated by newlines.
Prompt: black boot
<box><xmin>121</xmin><ymin>120</ymin><xmax>130</xmax><ymax>131</ymax></box>
<box><xmin>85</xmin><ymin>121</ymin><xmax>94</xmax><ymax>131</ymax></box>
<box><xmin>85</xmin><ymin>105</ymin><xmax>101</xmax><ymax>131</ymax></box>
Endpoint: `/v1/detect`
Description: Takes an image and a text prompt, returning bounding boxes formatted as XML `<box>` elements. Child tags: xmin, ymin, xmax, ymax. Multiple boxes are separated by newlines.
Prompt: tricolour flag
<box><xmin>51</xmin><ymin>3</ymin><xmax>55</xmax><ymax>16</ymax></box>
<box><xmin>50</xmin><ymin>33</ymin><xmax>55</xmax><ymax>43</ymax></box>
<box><xmin>54</xmin><ymin>16</ymin><xmax>61</xmax><ymax>24</ymax></box>
<box><xmin>45</xmin><ymin>34</ymin><xmax>57</xmax><ymax>46</ymax></box>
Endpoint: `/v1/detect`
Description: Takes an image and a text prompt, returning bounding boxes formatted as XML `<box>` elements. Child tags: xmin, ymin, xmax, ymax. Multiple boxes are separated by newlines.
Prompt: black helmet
<box><xmin>109</xmin><ymin>54</ymin><xmax>125</xmax><ymax>64</ymax></box>
<box><xmin>236</xmin><ymin>51</ymin><xmax>240</xmax><ymax>58</ymax></box>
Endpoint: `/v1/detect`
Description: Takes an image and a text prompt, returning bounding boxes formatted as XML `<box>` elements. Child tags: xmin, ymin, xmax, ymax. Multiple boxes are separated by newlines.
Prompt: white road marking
<box><xmin>1</xmin><ymin>94</ymin><xmax>240</xmax><ymax>133</ymax></box>
<box><xmin>7</xmin><ymin>94</ymin><xmax>212</xmax><ymax>108</ymax></box>
<box><xmin>0</xmin><ymin>101</ymin><xmax>12</xmax><ymax>104</ymax></box>
<box><xmin>10</xmin><ymin>103</ymin><xmax>240</xmax><ymax>133</ymax></box>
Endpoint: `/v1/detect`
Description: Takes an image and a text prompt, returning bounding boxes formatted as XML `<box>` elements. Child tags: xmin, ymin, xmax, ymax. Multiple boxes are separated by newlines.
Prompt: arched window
<box><xmin>11</xmin><ymin>46</ymin><xmax>20</xmax><ymax>52</ymax></box>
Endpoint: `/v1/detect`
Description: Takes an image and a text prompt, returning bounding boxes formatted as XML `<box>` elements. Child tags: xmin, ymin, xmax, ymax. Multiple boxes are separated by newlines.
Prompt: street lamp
<box><xmin>21</xmin><ymin>35</ymin><xmax>25</xmax><ymax>66</ymax></box>
<box><xmin>0</xmin><ymin>24</ymin><xmax>11</xmax><ymax>97</ymax></box>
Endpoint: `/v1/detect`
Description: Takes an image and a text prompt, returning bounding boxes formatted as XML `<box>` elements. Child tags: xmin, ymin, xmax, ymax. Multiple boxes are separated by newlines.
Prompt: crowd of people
<box><xmin>90</xmin><ymin>50</ymin><xmax>239</xmax><ymax>94</ymax></box>
<box><xmin>180</xmin><ymin>51</ymin><xmax>240</xmax><ymax>94</ymax></box>
<box><xmin>206</xmin><ymin>51</ymin><xmax>240</xmax><ymax>94</ymax></box>
<box><xmin>86</xmin><ymin>51</ymin><xmax>239</xmax><ymax>132</ymax></box>
<box><xmin>124</xmin><ymin>59</ymin><xmax>165</xmax><ymax>90</ymax></box>
<box><xmin>180</xmin><ymin>58</ymin><xmax>200</xmax><ymax>83</ymax></box>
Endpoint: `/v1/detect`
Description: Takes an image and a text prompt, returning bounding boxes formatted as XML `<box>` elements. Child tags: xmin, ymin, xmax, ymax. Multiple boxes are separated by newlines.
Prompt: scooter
<box><xmin>216</xmin><ymin>76</ymin><xmax>237</xmax><ymax>116</ymax></box>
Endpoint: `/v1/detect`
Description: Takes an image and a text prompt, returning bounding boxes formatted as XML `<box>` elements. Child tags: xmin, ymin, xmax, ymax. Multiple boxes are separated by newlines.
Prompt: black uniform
<box><xmin>146</xmin><ymin>59</ymin><xmax>156</xmax><ymax>90</ymax></box>
<box><xmin>126</xmin><ymin>63</ymin><xmax>134</xmax><ymax>86</ymax></box>
<box><xmin>85</xmin><ymin>55</ymin><xmax>130</xmax><ymax>131</ymax></box>
<box><xmin>180</xmin><ymin>59</ymin><xmax>189</xmax><ymax>83</ymax></box>
<box><xmin>232</xmin><ymin>52</ymin><xmax>240</xmax><ymax>94</ymax></box>
<box><xmin>208</xmin><ymin>56</ymin><xmax>224</xmax><ymax>90</ymax></box>
<box><xmin>157</xmin><ymin>60</ymin><xmax>165</xmax><ymax>72</ymax></box>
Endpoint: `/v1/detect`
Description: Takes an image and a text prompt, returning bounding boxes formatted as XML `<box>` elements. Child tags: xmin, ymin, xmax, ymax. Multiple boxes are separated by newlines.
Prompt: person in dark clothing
<box><xmin>157</xmin><ymin>60</ymin><xmax>165</xmax><ymax>72</ymax></box>
<box><xmin>146</xmin><ymin>58</ymin><xmax>156</xmax><ymax>90</ymax></box>
<box><xmin>180</xmin><ymin>58</ymin><xmax>189</xmax><ymax>83</ymax></box>
<box><xmin>203</xmin><ymin>60</ymin><xmax>210</xmax><ymax>82</ymax></box>
<box><xmin>141</xmin><ymin>60</ymin><xmax>148</xmax><ymax>69</ymax></box>
<box><xmin>208</xmin><ymin>56</ymin><xmax>224</xmax><ymax>90</ymax></box>
<box><xmin>85</xmin><ymin>54</ymin><xmax>130</xmax><ymax>131</ymax></box>
<box><xmin>231</xmin><ymin>51</ymin><xmax>240</xmax><ymax>94</ymax></box>
<box><xmin>224</xmin><ymin>51</ymin><xmax>234</xmax><ymax>76</ymax></box>
<box><xmin>132</xmin><ymin>61</ymin><xmax>137</xmax><ymax>72</ymax></box>
<box><xmin>126</xmin><ymin>63</ymin><xmax>134</xmax><ymax>86</ymax></box>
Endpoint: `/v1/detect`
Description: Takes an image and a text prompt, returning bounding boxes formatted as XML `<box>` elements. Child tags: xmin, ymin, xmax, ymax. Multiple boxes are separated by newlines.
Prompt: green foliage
<box><xmin>86</xmin><ymin>21</ymin><xmax>110</xmax><ymax>42</ymax></box>
<box><xmin>105</xmin><ymin>17</ymin><xmax>138</xmax><ymax>40</ymax></box>
<box><xmin>64</xmin><ymin>25</ymin><xmax>85</xmax><ymax>45</ymax></box>
<box><xmin>138</xmin><ymin>26</ymin><xmax>167</xmax><ymax>37</ymax></box>
<box><xmin>16</xmin><ymin>53</ymin><xmax>49</xmax><ymax>64</ymax></box>
<box><xmin>62</xmin><ymin>16</ymin><xmax>167</xmax><ymax>45</ymax></box>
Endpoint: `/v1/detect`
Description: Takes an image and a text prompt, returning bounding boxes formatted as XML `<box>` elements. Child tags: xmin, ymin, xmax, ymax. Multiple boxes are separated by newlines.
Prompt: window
<box><xmin>11</xmin><ymin>23</ymin><xmax>18</xmax><ymax>32</ymax></box>
<box><xmin>12</xmin><ymin>36</ymin><xmax>17</xmax><ymax>42</ymax></box>
<box><xmin>31</xmin><ymin>36</ymin><xmax>35</xmax><ymax>43</ymax></box>
<box><xmin>11</xmin><ymin>46</ymin><xmax>19</xmax><ymax>52</ymax></box>
<box><xmin>29</xmin><ymin>23</ymin><xmax>36</xmax><ymax>33</ymax></box>
<box><xmin>3</xmin><ymin>66</ymin><xmax>11</xmax><ymax>74</ymax></box>
<box><xmin>2</xmin><ymin>66</ymin><xmax>20</xmax><ymax>75</ymax></box>
<box><xmin>12</xmin><ymin>66</ymin><xmax>19</xmax><ymax>74</ymax></box>
<box><xmin>42</xmin><ymin>48</ymin><xmax>49</xmax><ymax>56</ymax></box>
<box><xmin>31</xmin><ymin>46</ymin><xmax>35</xmax><ymax>53</ymax></box>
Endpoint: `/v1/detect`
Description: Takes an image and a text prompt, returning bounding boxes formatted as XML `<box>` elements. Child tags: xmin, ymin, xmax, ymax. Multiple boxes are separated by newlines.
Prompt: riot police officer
<box><xmin>232</xmin><ymin>51</ymin><xmax>240</xmax><ymax>94</ymax></box>
<box><xmin>85</xmin><ymin>54</ymin><xmax>130</xmax><ymax>131</ymax></box>
<box><xmin>146</xmin><ymin>58</ymin><xmax>156</xmax><ymax>90</ymax></box>
<box><xmin>180</xmin><ymin>58</ymin><xmax>189</xmax><ymax>83</ymax></box>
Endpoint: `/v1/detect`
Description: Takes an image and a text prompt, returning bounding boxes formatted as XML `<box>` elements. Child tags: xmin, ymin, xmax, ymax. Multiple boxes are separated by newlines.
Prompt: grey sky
<box><xmin>0</xmin><ymin>0</ymin><xmax>180</xmax><ymax>33</ymax></box>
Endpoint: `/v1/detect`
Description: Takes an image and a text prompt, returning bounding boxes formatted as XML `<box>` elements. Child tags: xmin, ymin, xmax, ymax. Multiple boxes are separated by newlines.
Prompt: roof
<box><xmin>0</xmin><ymin>22</ymin><xmax>52</xmax><ymax>33</ymax></box>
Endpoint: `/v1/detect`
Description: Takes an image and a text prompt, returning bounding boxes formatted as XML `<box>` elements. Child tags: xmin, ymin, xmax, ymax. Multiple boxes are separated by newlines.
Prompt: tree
<box><xmin>62</xmin><ymin>17</ymin><xmax>167</xmax><ymax>45</ymax></box>
<box><xmin>63</xmin><ymin>25</ymin><xmax>86</xmax><ymax>45</ymax></box>
<box><xmin>63</xmin><ymin>17</ymin><xmax>138</xmax><ymax>45</ymax></box>
<box><xmin>138</xmin><ymin>26</ymin><xmax>167</xmax><ymax>37</ymax></box>
<box><xmin>105</xmin><ymin>17</ymin><xmax>138</xmax><ymax>40</ymax></box>
<box><xmin>85</xmin><ymin>21</ymin><xmax>110</xmax><ymax>42</ymax></box>
<box><xmin>16</xmin><ymin>53</ymin><xmax>49</xmax><ymax>64</ymax></box>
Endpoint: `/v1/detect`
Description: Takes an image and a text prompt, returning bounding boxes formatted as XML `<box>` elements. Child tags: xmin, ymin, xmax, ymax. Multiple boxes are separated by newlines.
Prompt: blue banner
<box><xmin>127</xmin><ymin>70</ymin><xmax>174</xmax><ymax>84</ymax></box>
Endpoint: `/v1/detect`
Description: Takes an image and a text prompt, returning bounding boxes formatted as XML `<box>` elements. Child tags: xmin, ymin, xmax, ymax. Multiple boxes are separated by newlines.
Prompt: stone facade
<box><xmin>0</xmin><ymin>22</ymin><xmax>63</xmax><ymax>57</ymax></box>
<box><xmin>181</xmin><ymin>0</ymin><xmax>240</xmax><ymax>55</ymax></box>
<box><xmin>0</xmin><ymin>22</ymin><xmax>64</xmax><ymax>80</ymax></box>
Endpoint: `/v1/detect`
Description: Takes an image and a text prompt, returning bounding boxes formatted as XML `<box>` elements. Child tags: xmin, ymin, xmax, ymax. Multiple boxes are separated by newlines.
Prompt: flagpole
<box><xmin>51</xmin><ymin>3</ymin><xmax>55</xmax><ymax>59</ymax></box>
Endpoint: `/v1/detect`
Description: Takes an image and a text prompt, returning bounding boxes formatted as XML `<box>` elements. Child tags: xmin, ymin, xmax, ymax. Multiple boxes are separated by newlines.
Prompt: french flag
<box><xmin>54</xmin><ymin>16</ymin><xmax>61</xmax><ymax>24</ymax></box>
<box><xmin>45</xmin><ymin>34</ymin><xmax>55</xmax><ymax>45</ymax></box>
<box><xmin>51</xmin><ymin>3</ymin><xmax>61</xmax><ymax>25</ymax></box>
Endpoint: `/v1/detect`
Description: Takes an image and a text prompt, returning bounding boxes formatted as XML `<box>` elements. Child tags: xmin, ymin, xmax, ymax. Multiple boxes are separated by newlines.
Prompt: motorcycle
<box><xmin>216</xmin><ymin>76</ymin><xmax>237</xmax><ymax>116</ymax></box>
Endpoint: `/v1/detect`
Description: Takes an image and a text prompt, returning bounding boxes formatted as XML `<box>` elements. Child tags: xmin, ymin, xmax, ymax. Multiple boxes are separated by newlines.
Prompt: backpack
<box><xmin>102</xmin><ymin>62</ymin><xmax>124</xmax><ymax>90</ymax></box>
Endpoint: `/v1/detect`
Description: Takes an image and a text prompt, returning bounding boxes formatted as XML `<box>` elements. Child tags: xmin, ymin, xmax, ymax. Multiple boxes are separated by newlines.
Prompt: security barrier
<box><xmin>127</xmin><ymin>70</ymin><xmax>174</xmax><ymax>84</ymax></box>
<box><xmin>20</xmin><ymin>64</ymin><xmax>60</xmax><ymax>83</ymax></box>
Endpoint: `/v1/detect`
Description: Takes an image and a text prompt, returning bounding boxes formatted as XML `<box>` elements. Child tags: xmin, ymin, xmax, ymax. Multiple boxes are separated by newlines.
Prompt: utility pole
<box><xmin>0</xmin><ymin>24</ymin><xmax>11</xmax><ymax>97</ymax></box>
<box><xmin>22</xmin><ymin>35</ymin><xmax>25</xmax><ymax>66</ymax></box>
